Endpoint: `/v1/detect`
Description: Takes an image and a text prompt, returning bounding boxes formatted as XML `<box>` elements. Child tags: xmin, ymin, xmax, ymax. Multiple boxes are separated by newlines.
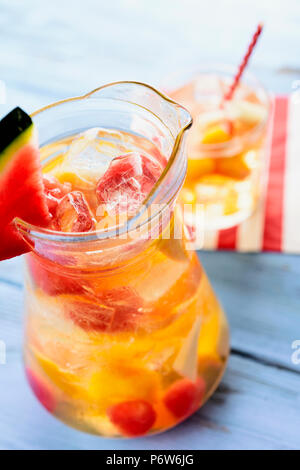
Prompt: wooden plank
<box><xmin>201</xmin><ymin>251</ymin><xmax>300</xmax><ymax>371</ymax></box>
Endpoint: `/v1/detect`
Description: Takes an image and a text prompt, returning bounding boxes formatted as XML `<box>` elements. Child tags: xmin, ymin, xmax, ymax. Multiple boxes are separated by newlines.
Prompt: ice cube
<box><xmin>56</xmin><ymin>128</ymin><xmax>125</xmax><ymax>189</ymax></box>
<box><xmin>226</xmin><ymin>100</ymin><xmax>267</xmax><ymax>125</ymax></box>
<box><xmin>96</xmin><ymin>152</ymin><xmax>163</xmax><ymax>216</ymax></box>
<box><xmin>65</xmin><ymin>286</ymin><xmax>143</xmax><ymax>332</ymax></box>
<box><xmin>100</xmin><ymin>286</ymin><xmax>144</xmax><ymax>332</ymax></box>
<box><xmin>54</xmin><ymin>190</ymin><xmax>96</xmax><ymax>232</ymax></box>
<box><xmin>43</xmin><ymin>175</ymin><xmax>72</xmax><ymax>215</ymax></box>
<box><xmin>66</xmin><ymin>297</ymin><xmax>115</xmax><ymax>332</ymax></box>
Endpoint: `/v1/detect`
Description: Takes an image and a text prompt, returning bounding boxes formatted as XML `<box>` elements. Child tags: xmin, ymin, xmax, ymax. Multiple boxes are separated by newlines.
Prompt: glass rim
<box><xmin>16</xmin><ymin>81</ymin><xmax>192</xmax><ymax>244</ymax></box>
<box><xmin>164</xmin><ymin>63</ymin><xmax>271</xmax><ymax>155</ymax></box>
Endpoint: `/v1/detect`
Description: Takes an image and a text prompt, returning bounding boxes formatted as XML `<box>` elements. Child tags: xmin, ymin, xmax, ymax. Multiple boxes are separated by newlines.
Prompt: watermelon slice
<box><xmin>0</xmin><ymin>107</ymin><xmax>50</xmax><ymax>261</ymax></box>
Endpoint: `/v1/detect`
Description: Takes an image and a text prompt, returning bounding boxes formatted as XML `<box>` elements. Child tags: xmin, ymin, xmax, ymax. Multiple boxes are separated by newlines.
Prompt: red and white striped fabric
<box><xmin>202</xmin><ymin>95</ymin><xmax>300</xmax><ymax>253</ymax></box>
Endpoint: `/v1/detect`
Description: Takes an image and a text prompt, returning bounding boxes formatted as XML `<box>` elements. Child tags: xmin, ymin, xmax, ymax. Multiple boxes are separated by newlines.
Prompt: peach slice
<box><xmin>216</xmin><ymin>153</ymin><xmax>251</xmax><ymax>180</ymax></box>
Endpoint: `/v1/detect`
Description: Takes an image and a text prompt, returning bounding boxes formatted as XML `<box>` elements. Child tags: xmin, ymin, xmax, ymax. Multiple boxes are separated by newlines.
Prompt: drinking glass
<box><xmin>167</xmin><ymin>65</ymin><xmax>270</xmax><ymax>231</ymax></box>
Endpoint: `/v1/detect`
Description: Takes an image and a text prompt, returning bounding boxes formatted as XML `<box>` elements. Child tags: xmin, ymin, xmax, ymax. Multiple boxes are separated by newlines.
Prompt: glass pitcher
<box><xmin>16</xmin><ymin>82</ymin><xmax>229</xmax><ymax>438</ymax></box>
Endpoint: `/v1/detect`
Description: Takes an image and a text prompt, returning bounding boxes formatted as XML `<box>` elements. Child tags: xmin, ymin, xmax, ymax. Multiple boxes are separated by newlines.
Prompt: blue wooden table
<box><xmin>0</xmin><ymin>0</ymin><xmax>300</xmax><ymax>450</ymax></box>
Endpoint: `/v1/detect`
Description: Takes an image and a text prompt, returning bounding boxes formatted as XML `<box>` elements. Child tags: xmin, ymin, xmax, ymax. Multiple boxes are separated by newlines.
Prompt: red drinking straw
<box><xmin>223</xmin><ymin>23</ymin><xmax>264</xmax><ymax>102</ymax></box>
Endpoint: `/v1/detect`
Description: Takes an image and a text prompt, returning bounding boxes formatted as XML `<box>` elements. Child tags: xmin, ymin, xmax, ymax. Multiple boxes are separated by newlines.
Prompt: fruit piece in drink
<box><xmin>96</xmin><ymin>152</ymin><xmax>163</xmax><ymax>216</ymax></box>
<box><xmin>107</xmin><ymin>400</ymin><xmax>156</xmax><ymax>437</ymax></box>
<box><xmin>53</xmin><ymin>191</ymin><xmax>96</xmax><ymax>232</ymax></box>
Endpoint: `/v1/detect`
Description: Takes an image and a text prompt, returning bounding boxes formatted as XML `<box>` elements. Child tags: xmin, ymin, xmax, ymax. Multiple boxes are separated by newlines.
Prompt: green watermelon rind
<box><xmin>0</xmin><ymin>107</ymin><xmax>35</xmax><ymax>174</ymax></box>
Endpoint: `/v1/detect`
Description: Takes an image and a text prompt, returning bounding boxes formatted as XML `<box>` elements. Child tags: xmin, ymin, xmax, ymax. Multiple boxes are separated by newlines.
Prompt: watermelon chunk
<box><xmin>0</xmin><ymin>108</ymin><xmax>50</xmax><ymax>261</ymax></box>
<box><xmin>27</xmin><ymin>254</ymin><xmax>85</xmax><ymax>297</ymax></box>
<box><xmin>96</xmin><ymin>152</ymin><xmax>163</xmax><ymax>216</ymax></box>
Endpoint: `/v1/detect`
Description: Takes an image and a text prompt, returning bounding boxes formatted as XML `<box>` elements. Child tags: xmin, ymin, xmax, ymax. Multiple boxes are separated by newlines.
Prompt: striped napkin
<box><xmin>202</xmin><ymin>95</ymin><xmax>300</xmax><ymax>253</ymax></box>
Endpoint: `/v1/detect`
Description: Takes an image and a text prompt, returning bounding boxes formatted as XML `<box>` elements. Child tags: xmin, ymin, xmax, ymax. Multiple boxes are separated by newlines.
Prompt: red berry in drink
<box><xmin>163</xmin><ymin>378</ymin><xmax>205</xmax><ymax>419</ymax></box>
<box><xmin>107</xmin><ymin>400</ymin><xmax>156</xmax><ymax>437</ymax></box>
